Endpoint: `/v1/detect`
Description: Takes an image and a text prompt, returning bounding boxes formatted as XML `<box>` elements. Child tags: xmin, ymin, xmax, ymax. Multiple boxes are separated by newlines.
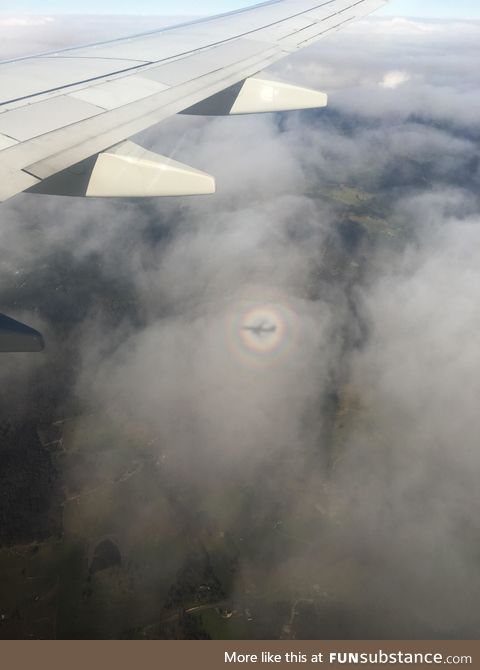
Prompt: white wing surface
<box><xmin>0</xmin><ymin>0</ymin><xmax>388</xmax><ymax>202</ymax></box>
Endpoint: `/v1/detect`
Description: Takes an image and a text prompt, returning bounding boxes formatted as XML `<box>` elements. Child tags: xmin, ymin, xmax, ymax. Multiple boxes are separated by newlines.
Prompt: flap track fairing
<box><xmin>182</xmin><ymin>77</ymin><xmax>328</xmax><ymax>116</ymax></box>
<box><xmin>28</xmin><ymin>141</ymin><xmax>216</xmax><ymax>198</ymax></box>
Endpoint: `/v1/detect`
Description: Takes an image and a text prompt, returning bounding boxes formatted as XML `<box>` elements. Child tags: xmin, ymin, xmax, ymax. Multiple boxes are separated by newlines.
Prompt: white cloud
<box><xmin>380</xmin><ymin>70</ymin><xmax>411</xmax><ymax>89</ymax></box>
<box><xmin>0</xmin><ymin>17</ymin><xmax>55</xmax><ymax>27</ymax></box>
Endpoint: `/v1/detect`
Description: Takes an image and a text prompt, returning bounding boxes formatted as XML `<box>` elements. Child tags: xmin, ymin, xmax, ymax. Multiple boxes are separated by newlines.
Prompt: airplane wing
<box><xmin>0</xmin><ymin>0</ymin><xmax>388</xmax><ymax>203</ymax></box>
<box><xmin>0</xmin><ymin>0</ymin><xmax>388</xmax><ymax>350</ymax></box>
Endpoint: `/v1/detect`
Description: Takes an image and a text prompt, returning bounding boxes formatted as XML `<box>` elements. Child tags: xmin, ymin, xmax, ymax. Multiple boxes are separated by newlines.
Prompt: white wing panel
<box><xmin>260</xmin><ymin>16</ymin><xmax>317</xmax><ymax>40</ymax></box>
<box><xmin>28</xmin><ymin>0</ymin><xmax>372</xmax><ymax>66</ymax></box>
<box><xmin>0</xmin><ymin>57</ymin><xmax>147</xmax><ymax>106</ymax></box>
<box><xmin>0</xmin><ymin>96</ymin><xmax>103</xmax><ymax>142</ymax></box>
<box><xmin>303</xmin><ymin>0</ymin><xmax>361</xmax><ymax>21</ymax></box>
<box><xmin>304</xmin><ymin>0</ymin><xmax>390</xmax><ymax>23</ymax></box>
<box><xmin>0</xmin><ymin>170</ymin><xmax>39</xmax><ymax>202</ymax></box>
<box><xmin>70</xmin><ymin>76</ymin><xmax>169</xmax><ymax>111</ymax></box>
<box><xmin>280</xmin><ymin>13</ymin><xmax>354</xmax><ymax>46</ymax></box>
<box><xmin>142</xmin><ymin>40</ymin><xmax>271</xmax><ymax>87</ymax></box>
<box><xmin>68</xmin><ymin>31</ymin><xmax>220</xmax><ymax>63</ymax></box>
<box><xmin>66</xmin><ymin>3</ymin><xmax>322</xmax><ymax>61</ymax></box>
<box><xmin>0</xmin><ymin>135</ymin><xmax>17</xmax><ymax>150</ymax></box>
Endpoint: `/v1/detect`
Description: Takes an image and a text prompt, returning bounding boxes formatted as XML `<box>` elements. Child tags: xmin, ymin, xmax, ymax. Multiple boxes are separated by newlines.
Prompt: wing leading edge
<box><xmin>0</xmin><ymin>0</ymin><xmax>388</xmax><ymax>202</ymax></box>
